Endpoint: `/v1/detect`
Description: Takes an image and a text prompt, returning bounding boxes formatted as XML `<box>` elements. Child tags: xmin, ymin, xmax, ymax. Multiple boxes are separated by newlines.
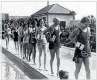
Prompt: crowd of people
<box><xmin>2</xmin><ymin>16</ymin><xmax>95</xmax><ymax>79</ymax></box>
<box><xmin>2</xmin><ymin>17</ymin><xmax>61</xmax><ymax>75</ymax></box>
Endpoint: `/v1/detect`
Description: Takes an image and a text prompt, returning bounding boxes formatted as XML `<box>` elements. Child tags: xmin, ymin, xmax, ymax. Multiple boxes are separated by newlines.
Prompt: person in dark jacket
<box><xmin>69</xmin><ymin>17</ymin><xmax>91</xmax><ymax>79</ymax></box>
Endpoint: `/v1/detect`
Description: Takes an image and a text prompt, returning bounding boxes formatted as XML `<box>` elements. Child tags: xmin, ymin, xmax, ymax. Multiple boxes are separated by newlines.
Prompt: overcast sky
<box><xmin>1</xmin><ymin>1</ymin><xmax>96</xmax><ymax>20</ymax></box>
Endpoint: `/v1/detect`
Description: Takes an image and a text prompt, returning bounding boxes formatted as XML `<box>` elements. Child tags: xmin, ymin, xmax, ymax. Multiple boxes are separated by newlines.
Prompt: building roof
<box><xmin>32</xmin><ymin>4</ymin><xmax>75</xmax><ymax>16</ymax></box>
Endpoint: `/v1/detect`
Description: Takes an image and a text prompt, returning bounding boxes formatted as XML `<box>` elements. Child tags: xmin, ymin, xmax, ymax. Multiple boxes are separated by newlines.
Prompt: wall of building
<box><xmin>48</xmin><ymin>14</ymin><xmax>73</xmax><ymax>26</ymax></box>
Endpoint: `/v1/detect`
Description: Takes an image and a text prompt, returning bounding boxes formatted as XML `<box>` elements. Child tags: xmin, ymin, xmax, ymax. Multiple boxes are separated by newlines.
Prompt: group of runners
<box><xmin>3</xmin><ymin>17</ymin><xmax>61</xmax><ymax>75</ymax></box>
<box><xmin>2</xmin><ymin>16</ymin><xmax>92</xmax><ymax>79</ymax></box>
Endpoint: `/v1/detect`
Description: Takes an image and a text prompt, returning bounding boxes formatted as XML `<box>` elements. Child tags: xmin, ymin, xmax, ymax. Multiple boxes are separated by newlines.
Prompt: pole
<box><xmin>47</xmin><ymin>0</ymin><xmax>49</xmax><ymax>27</ymax></box>
<box><xmin>47</xmin><ymin>0</ymin><xmax>49</xmax><ymax>6</ymax></box>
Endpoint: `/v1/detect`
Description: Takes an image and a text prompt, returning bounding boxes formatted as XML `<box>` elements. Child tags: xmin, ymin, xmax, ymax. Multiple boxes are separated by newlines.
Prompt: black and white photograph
<box><xmin>0</xmin><ymin>0</ymin><xmax>96</xmax><ymax>80</ymax></box>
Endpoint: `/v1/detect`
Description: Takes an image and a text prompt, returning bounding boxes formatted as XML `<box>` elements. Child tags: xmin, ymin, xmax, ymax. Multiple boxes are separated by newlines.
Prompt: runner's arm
<box><xmin>69</xmin><ymin>28</ymin><xmax>79</xmax><ymax>44</ymax></box>
<box><xmin>64</xmin><ymin>28</ymin><xmax>79</xmax><ymax>46</ymax></box>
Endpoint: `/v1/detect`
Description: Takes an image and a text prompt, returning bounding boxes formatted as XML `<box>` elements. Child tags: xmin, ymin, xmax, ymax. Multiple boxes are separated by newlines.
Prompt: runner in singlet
<box><xmin>7</xmin><ymin>26</ymin><xmax>11</xmax><ymax>40</ymax></box>
<box><xmin>28</xmin><ymin>21</ymin><xmax>37</xmax><ymax>63</ymax></box>
<box><xmin>4</xmin><ymin>24</ymin><xmax>9</xmax><ymax>49</ymax></box>
<box><xmin>13</xmin><ymin>27</ymin><xmax>19</xmax><ymax>54</ymax></box>
<box><xmin>23</xmin><ymin>27</ymin><xmax>29</xmax><ymax>59</ymax></box>
<box><xmin>27</xmin><ymin>24</ymin><xmax>34</xmax><ymax>61</ymax></box>
<box><xmin>18</xmin><ymin>24</ymin><xmax>23</xmax><ymax>57</ymax></box>
<box><xmin>37</xmin><ymin>19</ymin><xmax>47</xmax><ymax>70</ymax></box>
<box><xmin>44</xmin><ymin>18</ymin><xmax>61</xmax><ymax>75</ymax></box>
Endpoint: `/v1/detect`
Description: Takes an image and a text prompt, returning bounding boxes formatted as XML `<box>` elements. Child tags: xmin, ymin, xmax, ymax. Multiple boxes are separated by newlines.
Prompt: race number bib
<box><xmin>75</xmin><ymin>42</ymin><xmax>84</xmax><ymax>50</ymax></box>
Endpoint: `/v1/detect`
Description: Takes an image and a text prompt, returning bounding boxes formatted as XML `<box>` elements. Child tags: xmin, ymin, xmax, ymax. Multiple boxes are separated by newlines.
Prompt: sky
<box><xmin>1</xmin><ymin>1</ymin><xmax>96</xmax><ymax>20</ymax></box>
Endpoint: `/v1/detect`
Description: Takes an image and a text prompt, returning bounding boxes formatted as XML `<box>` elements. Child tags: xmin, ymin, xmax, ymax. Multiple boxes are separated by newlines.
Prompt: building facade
<box><xmin>32</xmin><ymin>4</ymin><xmax>76</xmax><ymax>29</ymax></box>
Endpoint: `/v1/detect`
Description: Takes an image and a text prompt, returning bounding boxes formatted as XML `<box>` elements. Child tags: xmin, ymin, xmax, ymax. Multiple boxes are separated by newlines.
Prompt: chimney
<box><xmin>47</xmin><ymin>0</ymin><xmax>49</xmax><ymax>6</ymax></box>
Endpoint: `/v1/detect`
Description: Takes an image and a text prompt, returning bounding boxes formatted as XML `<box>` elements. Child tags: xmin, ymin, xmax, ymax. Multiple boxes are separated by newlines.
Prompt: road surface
<box><xmin>0</xmin><ymin>38</ymin><xmax>96</xmax><ymax>80</ymax></box>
